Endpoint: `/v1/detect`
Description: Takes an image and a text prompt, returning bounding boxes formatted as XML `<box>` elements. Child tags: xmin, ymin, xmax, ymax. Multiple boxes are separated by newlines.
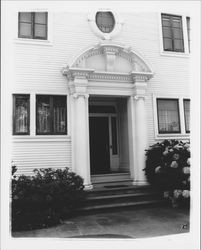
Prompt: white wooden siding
<box><xmin>12</xmin><ymin>138</ymin><xmax>72</xmax><ymax>175</ymax></box>
<box><xmin>12</xmin><ymin>12</ymin><xmax>190</xmax><ymax>173</ymax></box>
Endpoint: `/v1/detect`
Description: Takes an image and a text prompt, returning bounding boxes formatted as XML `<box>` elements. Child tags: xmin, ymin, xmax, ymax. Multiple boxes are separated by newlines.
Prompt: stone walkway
<box><xmin>12</xmin><ymin>206</ymin><xmax>190</xmax><ymax>239</ymax></box>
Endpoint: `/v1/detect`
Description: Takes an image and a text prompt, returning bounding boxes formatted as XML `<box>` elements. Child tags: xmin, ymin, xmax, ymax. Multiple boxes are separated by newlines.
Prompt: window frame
<box><xmin>13</xmin><ymin>94</ymin><xmax>30</xmax><ymax>135</ymax></box>
<box><xmin>183</xmin><ymin>98</ymin><xmax>190</xmax><ymax>133</ymax></box>
<box><xmin>153</xmin><ymin>95</ymin><xmax>190</xmax><ymax>139</ymax></box>
<box><xmin>36</xmin><ymin>95</ymin><xmax>67</xmax><ymax>135</ymax></box>
<box><xmin>156</xmin><ymin>98</ymin><xmax>181</xmax><ymax>134</ymax></box>
<box><xmin>18</xmin><ymin>12</ymin><xmax>48</xmax><ymax>40</ymax></box>
<box><xmin>95</xmin><ymin>11</ymin><xmax>115</xmax><ymax>34</ymax></box>
<box><xmin>161</xmin><ymin>13</ymin><xmax>184</xmax><ymax>53</ymax></box>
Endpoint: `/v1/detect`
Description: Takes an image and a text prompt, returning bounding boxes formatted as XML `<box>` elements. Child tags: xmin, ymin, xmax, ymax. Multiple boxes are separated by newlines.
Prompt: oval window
<box><xmin>96</xmin><ymin>11</ymin><xmax>115</xmax><ymax>33</ymax></box>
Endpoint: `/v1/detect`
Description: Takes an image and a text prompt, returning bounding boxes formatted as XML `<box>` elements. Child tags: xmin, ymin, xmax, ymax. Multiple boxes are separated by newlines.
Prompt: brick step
<box><xmin>84</xmin><ymin>191</ymin><xmax>162</xmax><ymax>207</ymax></box>
<box><xmin>78</xmin><ymin>184</ymin><xmax>164</xmax><ymax>213</ymax></box>
<box><xmin>92</xmin><ymin>179</ymin><xmax>133</xmax><ymax>188</ymax></box>
<box><xmin>85</xmin><ymin>185</ymin><xmax>155</xmax><ymax>197</ymax></box>
<box><xmin>91</xmin><ymin>173</ymin><xmax>130</xmax><ymax>183</ymax></box>
<box><xmin>77</xmin><ymin>199</ymin><xmax>166</xmax><ymax>212</ymax></box>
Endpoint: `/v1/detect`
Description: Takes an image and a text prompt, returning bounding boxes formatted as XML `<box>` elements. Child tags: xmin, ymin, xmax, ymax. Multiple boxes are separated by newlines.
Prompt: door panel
<box><xmin>89</xmin><ymin>117</ymin><xmax>110</xmax><ymax>174</ymax></box>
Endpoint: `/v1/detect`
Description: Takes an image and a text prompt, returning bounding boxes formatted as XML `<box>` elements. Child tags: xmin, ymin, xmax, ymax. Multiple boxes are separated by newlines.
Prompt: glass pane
<box><xmin>34</xmin><ymin>12</ymin><xmax>47</xmax><ymax>24</ymax></box>
<box><xmin>163</xmin><ymin>27</ymin><xmax>172</xmax><ymax>38</ymax></box>
<box><xmin>19</xmin><ymin>23</ymin><xmax>32</xmax><ymax>37</ymax></box>
<box><xmin>14</xmin><ymin>96</ymin><xmax>29</xmax><ymax>134</ymax></box>
<box><xmin>173</xmin><ymin>28</ymin><xmax>182</xmax><ymax>39</ymax></box>
<box><xmin>174</xmin><ymin>39</ymin><xmax>184</xmax><ymax>52</ymax></box>
<box><xmin>162</xmin><ymin>19</ymin><xmax>171</xmax><ymax>27</ymax></box>
<box><xmin>53</xmin><ymin>96</ymin><xmax>66</xmax><ymax>133</ymax></box>
<box><xmin>163</xmin><ymin>38</ymin><xmax>173</xmax><ymax>51</ymax></box>
<box><xmin>157</xmin><ymin>99</ymin><xmax>180</xmax><ymax>133</ymax></box>
<box><xmin>172</xmin><ymin>18</ymin><xmax>182</xmax><ymax>28</ymax></box>
<box><xmin>184</xmin><ymin>100</ymin><xmax>190</xmax><ymax>132</ymax></box>
<box><xmin>34</xmin><ymin>24</ymin><xmax>47</xmax><ymax>38</ymax></box>
<box><xmin>19</xmin><ymin>12</ymin><xmax>32</xmax><ymax>23</ymax></box>
<box><xmin>111</xmin><ymin>117</ymin><xmax>118</xmax><ymax>155</ymax></box>
<box><xmin>36</xmin><ymin>96</ymin><xmax>51</xmax><ymax>134</ymax></box>
<box><xmin>96</xmin><ymin>12</ymin><xmax>115</xmax><ymax>33</ymax></box>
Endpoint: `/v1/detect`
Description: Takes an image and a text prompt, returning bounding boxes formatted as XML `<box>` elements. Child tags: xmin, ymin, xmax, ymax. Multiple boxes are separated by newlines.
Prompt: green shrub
<box><xmin>144</xmin><ymin>140</ymin><xmax>190</xmax><ymax>207</ymax></box>
<box><xmin>12</xmin><ymin>167</ymin><xmax>85</xmax><ymax>231</ymax></box>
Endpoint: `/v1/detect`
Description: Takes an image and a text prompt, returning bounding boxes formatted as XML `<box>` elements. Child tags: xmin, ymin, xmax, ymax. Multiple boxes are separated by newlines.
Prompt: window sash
<box><xmin>186</xmin><ymin>17</ymin><xmax>190</xmax><ymax>52</ymax></box>
<box><xmin>162</xmin><ymin>14</ymin><xmax>184</xmax><ymax>52</ymax></box>
<box><xmin>183</xmin><ymin>99</ymin><xmax>190</xmax><ymax>133</ymax></box>
<box><xmin>36</xmin><ymin>95</ymin><xmax>67</xmax><ymax>135</ymax></box>
<box><xmin>157</xmin><ymin>99</ymin><xmax>181</xmax><ymax>134</ymax></box>
<box><xmin>13</xmin><ymin>94</ymin><xmax>30</xmax><ymax>135</ymax></box>
<box><xmin>18</xmin><ymin>12</ymin><xmax>48</xmax><ymax>40</ymax></box>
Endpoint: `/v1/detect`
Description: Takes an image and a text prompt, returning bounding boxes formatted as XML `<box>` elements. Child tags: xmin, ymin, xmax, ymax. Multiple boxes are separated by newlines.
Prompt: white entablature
<box><xmin>62</xmin><ymin>43</ymin><xmax>154</xmax><ymax>84</ymax></box>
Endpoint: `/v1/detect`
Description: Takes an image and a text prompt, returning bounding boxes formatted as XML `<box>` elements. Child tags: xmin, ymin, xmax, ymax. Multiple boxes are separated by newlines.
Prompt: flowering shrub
<box><xmin>144</xmin><ymin>140</ymin><xmax>190</xmax><ymax>207</ymax></box>
<box><xmin>12</xmin><ymin>167</ymin><xmax>85</xmax><ymax>231</ymax></box>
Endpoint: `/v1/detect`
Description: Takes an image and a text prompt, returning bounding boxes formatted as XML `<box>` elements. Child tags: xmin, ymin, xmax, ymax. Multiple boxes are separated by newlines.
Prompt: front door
<box><xmin>89</xmin><ymin>117</ymin><xmax>110</xmax><ymax>174</ymax></box>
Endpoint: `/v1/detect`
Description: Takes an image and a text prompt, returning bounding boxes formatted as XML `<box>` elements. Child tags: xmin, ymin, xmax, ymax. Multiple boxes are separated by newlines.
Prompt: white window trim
<box><xmin>158</xmin><ymin>12</ymin><xmax>190</xmax><ymax>57</ymax></box>
<box><xmin>14</xmin><ymin>10</ymin><xmax>53</xmax><ymax>46</ymax></box>
<box><xmin>12</xmin><ymin>91</ymin><xmax>70</xmax><ymax>137</ymax></box>
<box><xmin>153</xmin><ymin>94</ymin><xmax>190</xmax><ymax>139</ymax></box>
<box><xmin>88</xmin><ymin>9</ymin><xmax>124</xmax><ymax>40</ymax></box>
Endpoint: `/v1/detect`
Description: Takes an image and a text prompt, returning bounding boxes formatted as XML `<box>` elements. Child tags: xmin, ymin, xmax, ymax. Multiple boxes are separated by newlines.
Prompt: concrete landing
<box><xmin>12</xmin><ymin>206</ymin><xmax>190</xmax><ymax>239</ymax></box>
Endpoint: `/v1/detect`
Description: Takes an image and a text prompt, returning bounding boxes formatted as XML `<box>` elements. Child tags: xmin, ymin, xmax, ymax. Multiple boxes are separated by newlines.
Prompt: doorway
<box><xmin>89</xmin><ymin>97</ymin><xmax>130</xmax><ymax>175</ymax></box>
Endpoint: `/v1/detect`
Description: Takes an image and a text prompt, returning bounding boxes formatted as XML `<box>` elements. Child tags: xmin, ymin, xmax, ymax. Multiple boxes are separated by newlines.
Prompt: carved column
<box><xmin>73</xmin><ymin>90</ymin><xmax>92</xmax><ymax>189</ymax></box>
<box><xmin>63</xmin><ymin>68</ymin><xmax>94</xmax><ymax>189</ymax></box>
<box><xmin>132</xmin><ymin>81</ymin><xmax>148</xmax><ymax>185</ymax></box>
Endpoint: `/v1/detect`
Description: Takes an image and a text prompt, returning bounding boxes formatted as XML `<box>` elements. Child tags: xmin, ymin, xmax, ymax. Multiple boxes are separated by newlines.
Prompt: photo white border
<box><xmin>1</xmin><ymin>1</ymin><xmax>200</xmax><ymax>250</ymax></box>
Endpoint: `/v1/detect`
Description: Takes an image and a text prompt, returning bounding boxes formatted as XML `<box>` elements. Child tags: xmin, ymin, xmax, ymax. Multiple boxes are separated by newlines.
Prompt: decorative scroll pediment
<box><xmin>62</xmin><ymin>43</ymin><xmax>154</xmax><ymax>83</ymax></box>
<box><xmin>71</xmin><ymin>44</ymin><xmax>152</xmax><ymax>74</ymax></box>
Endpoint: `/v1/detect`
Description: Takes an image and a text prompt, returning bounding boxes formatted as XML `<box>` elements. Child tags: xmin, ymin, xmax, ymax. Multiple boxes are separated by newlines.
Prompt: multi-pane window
<box><xmin>96</xmin><ymin>12</ymin><xmax>115</xmax><ymax>33</ymax></box>
<box><xmin>36</xmin><ymin>95</ymin><xmax>67</xmax><ymax>135</ymax></box>
<box><xmin>13</xmin><ymin>95</ymin><xmax>30</xmax><ymax>135</ymax></box>
<box><xmin>157</xmin><ymin>99</ymin><xmax>180</xmax><ymax>133</ymax></box>
<box><xmin>161</xmin><ymin>14</ymin><xmax>184</xmax><ymax>52</ymax></box>
<box><xmin>186</xmin><ymin>17</ymin><xmax>190</xmax><ymax>52</ymax></box>
<box><xmin>18</xmin><ymin>12</ymin><xmax>48</xmax><ymax>40</ymax></box>
<box><xmin>183</xmin><ymin>99</ymin><xmax>190</xmax><ymax>133</ymax></box>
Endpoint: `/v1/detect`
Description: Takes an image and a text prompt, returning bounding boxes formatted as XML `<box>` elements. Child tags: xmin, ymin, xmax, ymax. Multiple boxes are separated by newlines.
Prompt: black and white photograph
<box><xmin>1</xmin><ymin>1</ymin><xmax>200</xmax><ymax>250</ymax></box>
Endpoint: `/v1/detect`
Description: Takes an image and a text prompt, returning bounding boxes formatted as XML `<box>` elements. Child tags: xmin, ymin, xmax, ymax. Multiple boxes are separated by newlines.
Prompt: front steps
<box><xmin>78</xmin><ymin>177</ymin><xmax>165</xmax><ymax>213</ymax></box>
<box><xmin>91</xmin><ymin>172</ymin><xmax>133</xmax><ymax>188</ymax></box>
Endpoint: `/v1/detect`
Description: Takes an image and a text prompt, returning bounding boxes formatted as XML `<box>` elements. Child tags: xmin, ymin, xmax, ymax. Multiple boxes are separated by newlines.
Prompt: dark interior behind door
<box><xmin>89</xmin><ymin>117</ymin><xmax>110</xmax><ymax>174</ymax></box>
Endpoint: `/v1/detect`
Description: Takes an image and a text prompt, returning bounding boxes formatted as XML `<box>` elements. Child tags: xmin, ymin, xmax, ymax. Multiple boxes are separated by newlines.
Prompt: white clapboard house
<box><xmin>9</xmin><ymin>8</ymin><xmax>191</xmax><ymax>192</ymax></box>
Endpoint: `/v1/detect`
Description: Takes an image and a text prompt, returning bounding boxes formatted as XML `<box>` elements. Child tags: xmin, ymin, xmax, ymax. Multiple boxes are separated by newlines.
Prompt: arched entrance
<box><xmin>63</xmin><ymin>43</ymin><xmax>153</xmax><ymax>189</ymax></box>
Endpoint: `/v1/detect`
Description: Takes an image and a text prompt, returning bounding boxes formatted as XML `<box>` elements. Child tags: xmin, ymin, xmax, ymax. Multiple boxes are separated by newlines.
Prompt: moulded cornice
<box><xmin>131</xmin><ymin>72</ymin><xmax>154</xmax><ymax>82</ymax></box>
<box><xmin>63</xmin><ymin>67</ymin><xmax>95</xmax><ymax>81</ymax></box>
<box><xmin>63</xmin><ymin>67</ymin><xmax>154</xmax><ymax>84</ymax></box>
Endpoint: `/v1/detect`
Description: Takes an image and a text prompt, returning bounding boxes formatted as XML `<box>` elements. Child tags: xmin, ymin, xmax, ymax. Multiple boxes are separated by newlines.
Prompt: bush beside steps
<box><xmin>12</xmin><ymin>167</ymin><xmax>85</xmax><ymax>232</ymax></box>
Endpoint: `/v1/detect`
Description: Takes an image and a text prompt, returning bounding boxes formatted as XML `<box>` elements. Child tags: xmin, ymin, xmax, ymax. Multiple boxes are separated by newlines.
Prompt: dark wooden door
<box><xmin>89</xmin><ymin>117</ymin><xmax>110</xmax><ymax>174</ymax></box>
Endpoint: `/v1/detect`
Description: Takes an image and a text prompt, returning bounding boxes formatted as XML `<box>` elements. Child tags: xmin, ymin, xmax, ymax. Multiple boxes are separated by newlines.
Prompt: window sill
<box><xmin>160</xmin><ymin>51</ymin><xmax>190</xmax><ymax>58</ymax></box>
<box><xmin>14</xmin><ymin>38</ymin><xmax>53</xmax><ymax>46</ymax></box>
<box><xmin>12</xmin><ymin>135</ymin><xmax>71</xmax><ymax>142</ymax></box>
<box><xmin>155</xmin><ymin>133</ymin><xmax>190</xmax><ymax>140</ymax></box>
